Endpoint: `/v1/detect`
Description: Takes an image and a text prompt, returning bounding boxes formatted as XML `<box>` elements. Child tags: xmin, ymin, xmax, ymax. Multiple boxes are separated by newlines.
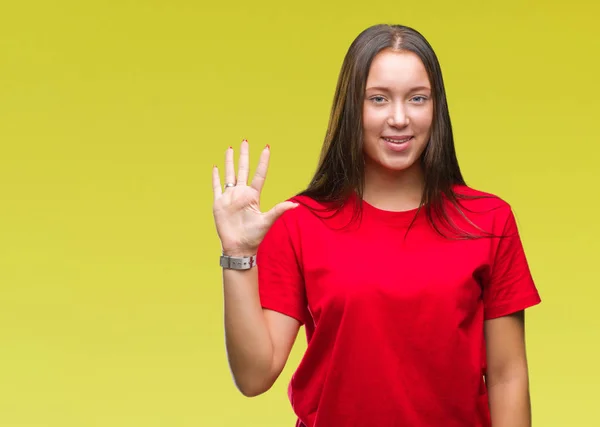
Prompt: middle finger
<box><xmin>237</xmin><ymin>139</ymin><xmax>250</xmax><ymax>185</ymax></box>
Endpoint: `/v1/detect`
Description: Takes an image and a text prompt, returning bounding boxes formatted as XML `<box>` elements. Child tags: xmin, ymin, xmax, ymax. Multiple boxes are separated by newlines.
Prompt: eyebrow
<box><xmin>365</xmin><ymin>85</ymin><xmax>431</xmax><ymax>92</ymax></box>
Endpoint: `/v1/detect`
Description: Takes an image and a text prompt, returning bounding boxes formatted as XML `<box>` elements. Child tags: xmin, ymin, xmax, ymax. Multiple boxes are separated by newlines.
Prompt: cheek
<box><xmin>414</xmin><ymin>108</ymin><xmax>434</xmax><ymax>133</ymax></box>
<box><xmin>363</xmin><ymin>108</ymin><xmax>385</xmax><ymax>135</ymax></box>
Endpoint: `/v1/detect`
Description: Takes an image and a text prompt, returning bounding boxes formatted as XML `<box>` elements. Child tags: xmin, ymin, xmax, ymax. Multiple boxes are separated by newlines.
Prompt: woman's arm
<box><xmin>484</xmin><ymin>310</ymin><xmax>532</xmax><ymax>427</ymax></box>
<box><xmin>223</xmin><ymin>266</ymin><xmax>301</xmax><ymax>397</ymax></box>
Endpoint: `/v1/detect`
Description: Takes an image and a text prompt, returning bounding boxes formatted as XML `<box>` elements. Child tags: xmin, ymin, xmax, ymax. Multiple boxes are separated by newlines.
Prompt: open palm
<box><xmin>212</xmin><ymin>140</ymin><xmax>298</xmax><ymax>256</ymax></box>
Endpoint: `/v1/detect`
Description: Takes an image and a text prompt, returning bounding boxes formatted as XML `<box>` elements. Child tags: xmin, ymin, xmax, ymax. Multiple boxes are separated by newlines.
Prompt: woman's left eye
<box><xmin>411</xmin><ymin>96</ymin><xmax>427</xmax><ymax>103</ymax></box>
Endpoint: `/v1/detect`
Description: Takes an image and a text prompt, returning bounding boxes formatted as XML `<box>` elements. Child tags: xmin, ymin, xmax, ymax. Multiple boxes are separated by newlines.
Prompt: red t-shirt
<box><xmin>257</xmin><ymin>185</ymin><xmax>541</xmax><ymax>427</ymax></box>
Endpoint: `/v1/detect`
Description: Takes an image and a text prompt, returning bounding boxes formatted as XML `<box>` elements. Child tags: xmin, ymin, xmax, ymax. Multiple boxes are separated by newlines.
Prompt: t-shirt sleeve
<box><xmin>257</xmin><ymin>213</ymin><xmax>308</xmax><ymax>325</ymax></box>
<box><xmin>483</xmin><ymin>208</ymin><xmax>541</xmax><ymax>320</ymax></box>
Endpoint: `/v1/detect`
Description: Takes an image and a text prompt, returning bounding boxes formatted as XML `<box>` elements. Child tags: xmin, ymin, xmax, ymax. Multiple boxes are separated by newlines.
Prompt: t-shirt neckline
<box><xmin>348</xmin><ymin>191</ymin><xmax>426</xmax><ymax>228</ymax></box>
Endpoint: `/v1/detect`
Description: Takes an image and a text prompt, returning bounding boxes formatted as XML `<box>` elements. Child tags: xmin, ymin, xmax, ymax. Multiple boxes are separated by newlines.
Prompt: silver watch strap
<box><xmin>220</xmin><ymin>254</ymin><xmax>257</xmax><ymax>270</ymax></box>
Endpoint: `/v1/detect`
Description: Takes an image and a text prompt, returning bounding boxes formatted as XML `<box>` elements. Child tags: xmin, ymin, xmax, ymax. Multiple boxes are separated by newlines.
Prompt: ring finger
<box><xmin>224</xmin><ymin>146</ymin><xmax>236</xmax><ymax>188</ymax></box>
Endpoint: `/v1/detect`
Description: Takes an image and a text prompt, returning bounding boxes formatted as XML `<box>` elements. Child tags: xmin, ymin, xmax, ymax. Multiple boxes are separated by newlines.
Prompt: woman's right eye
<box><xmin>370</xmin><ymin>96</ymin><xmax>386</xmax><ymax>103</ymax></box>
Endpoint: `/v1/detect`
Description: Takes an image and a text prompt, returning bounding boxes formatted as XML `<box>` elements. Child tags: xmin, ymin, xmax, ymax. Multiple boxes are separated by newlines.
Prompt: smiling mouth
<box><xmin>382</xmin><ymin>136</ymin><xmax>413</xmax><ymax>144</ymax></box>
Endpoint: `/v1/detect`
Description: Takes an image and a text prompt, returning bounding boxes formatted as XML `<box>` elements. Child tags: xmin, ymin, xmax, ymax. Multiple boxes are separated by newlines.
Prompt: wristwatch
<box><xmin>219</xmin><ymin>253</ymin><xmax>257</xmax><ymax>270</ymax></box>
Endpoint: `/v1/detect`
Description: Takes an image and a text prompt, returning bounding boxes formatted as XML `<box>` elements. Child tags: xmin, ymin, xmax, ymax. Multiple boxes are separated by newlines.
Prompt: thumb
<box><xmin>263</xmin><ymin>201</ymin><xmax>299</xmax><ymax>227</ymax></box>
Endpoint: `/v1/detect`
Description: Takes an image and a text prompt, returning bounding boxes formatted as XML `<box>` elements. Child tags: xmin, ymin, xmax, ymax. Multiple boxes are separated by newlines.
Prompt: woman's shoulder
<box><xmin>278</xmin><ymin>192</ymin><xmax>354</xmax><ymax>228</ymax></box>
<box><xmin>288</xmin><ymin>194</ymin><xmax>330</xmax><ymax>209</ymax></box>
<box><xmin>287</xmin><ymin>192</ymin><xmax>350</xmax><ymax>213</ymax></box>
<box><xmin>451</xmin><ymin>184</ymin><xmax>514</xmax><ymax>218</ymax></box>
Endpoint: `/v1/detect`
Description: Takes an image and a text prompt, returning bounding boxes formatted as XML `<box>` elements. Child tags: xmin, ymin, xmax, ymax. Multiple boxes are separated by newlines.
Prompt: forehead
<box><xmin>366</xmin><ymin>49</ymin><xmax>430</xmax><ymax>89</ymax></box>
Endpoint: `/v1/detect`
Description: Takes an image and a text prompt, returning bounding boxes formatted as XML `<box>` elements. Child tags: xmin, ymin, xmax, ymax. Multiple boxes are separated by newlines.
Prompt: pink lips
<box><xmin>382</xmin><ymin>135</ymin><xmax>412</xmax><ymax>140</ymax></box>
<box><xmin>382</xmin><ymin>136</ymin><xmax>413</xmax><ymax>152</ymax></box>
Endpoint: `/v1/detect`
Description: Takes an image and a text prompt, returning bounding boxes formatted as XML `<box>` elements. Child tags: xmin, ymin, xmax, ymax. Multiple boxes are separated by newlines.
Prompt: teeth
<box><xmin>384</xmin><ymin>137</ymin><xmax>411</xmax><ymax>143</ymax></box>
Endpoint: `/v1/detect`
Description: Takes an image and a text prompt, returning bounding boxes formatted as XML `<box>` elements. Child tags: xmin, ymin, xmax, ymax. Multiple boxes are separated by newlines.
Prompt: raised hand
<box><xmin>212</xmin><ymin>140</ymin><xmax>298</xmax><ymax>256</ymax></box>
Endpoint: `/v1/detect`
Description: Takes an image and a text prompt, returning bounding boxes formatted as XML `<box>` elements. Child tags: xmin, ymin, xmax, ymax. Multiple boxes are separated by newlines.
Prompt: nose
<box><xmin>387</xmin><ymin>102</ymin><xmax>409</xmax><ymax>127</ymax></box>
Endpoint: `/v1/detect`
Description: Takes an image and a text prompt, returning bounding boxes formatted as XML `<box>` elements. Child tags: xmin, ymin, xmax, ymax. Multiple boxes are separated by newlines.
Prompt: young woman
<box><xmin>212</xmin><ymin>24</ymin><xmax>541</xmax><ymax>427</ymax></box>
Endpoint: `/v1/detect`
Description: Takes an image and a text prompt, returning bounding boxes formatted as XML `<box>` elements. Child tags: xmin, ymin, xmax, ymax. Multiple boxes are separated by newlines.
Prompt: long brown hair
<box><xmin>297</xmin><ymin>24</ymin><xmax>492</xmax><ymax>239</ymax></box>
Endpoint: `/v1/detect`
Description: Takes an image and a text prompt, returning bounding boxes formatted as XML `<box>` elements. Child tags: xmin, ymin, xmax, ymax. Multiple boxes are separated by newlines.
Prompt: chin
<box><xmin>381</xmin><ymin>157</ymin><xmax>421</xmax><ymax>173</ymax></box>
<box><xmin>375</xmin><ymin>162</ymin><xmax>412</xmax><ymax>173</ymax></box>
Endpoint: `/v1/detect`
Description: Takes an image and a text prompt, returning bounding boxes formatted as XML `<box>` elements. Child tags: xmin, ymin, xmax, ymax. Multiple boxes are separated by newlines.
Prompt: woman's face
<box><xmin>362</xmin><ymin>49</ymin><xmax>434</xmax><ymax>175</ymax></box>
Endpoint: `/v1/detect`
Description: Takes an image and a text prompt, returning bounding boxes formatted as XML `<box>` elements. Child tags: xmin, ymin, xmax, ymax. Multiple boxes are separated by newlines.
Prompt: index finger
<box><xmin>250</xmin><ymin>145</ymin><xmax>270</xmax><ymax>194</ymax></box>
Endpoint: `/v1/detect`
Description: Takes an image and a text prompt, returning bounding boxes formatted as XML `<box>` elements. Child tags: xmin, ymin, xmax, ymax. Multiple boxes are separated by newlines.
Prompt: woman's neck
<box><xmin>362</xmin><ymin>162</ymin><xmax>425</xmax><ymax>212</ymax></box>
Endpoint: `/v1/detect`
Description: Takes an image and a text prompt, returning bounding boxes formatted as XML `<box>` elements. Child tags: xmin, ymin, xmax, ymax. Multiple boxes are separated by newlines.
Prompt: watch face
<box><xmin>231</xmin><ymin>259</ymin><xmax>243</xmax><ymax>269</ymax></box>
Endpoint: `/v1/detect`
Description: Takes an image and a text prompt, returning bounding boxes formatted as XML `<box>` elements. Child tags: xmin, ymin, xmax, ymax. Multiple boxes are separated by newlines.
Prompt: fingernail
<box><xmin>229</xmin><ymin>146</ymin><xmax>232</xmax><ymax>149</ymax></box>
<box><xmin>242</xmin><ymin>139</ymin><xmax>248</xmax><ymax>143</ymax></box>
<box><xmin>265</xmin><ymin>144</ymin><xmax>270</xmax><ymax>150</ymax></box>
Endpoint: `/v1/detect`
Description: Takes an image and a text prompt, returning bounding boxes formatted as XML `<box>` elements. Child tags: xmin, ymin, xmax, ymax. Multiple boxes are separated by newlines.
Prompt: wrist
<box><xmin>221</xmin><ymin>246</ymin><xmax>258</xmax><ymax>257</ymax></box>
<box><xmin>221</xmin><ymin>248</ymin><xmax>258</xmax><ymax>257</ymax></box>
<box><xmin>220</xmin><ymin>252</ymin><xmax>257</xmax><ymax>270</ymax></box>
